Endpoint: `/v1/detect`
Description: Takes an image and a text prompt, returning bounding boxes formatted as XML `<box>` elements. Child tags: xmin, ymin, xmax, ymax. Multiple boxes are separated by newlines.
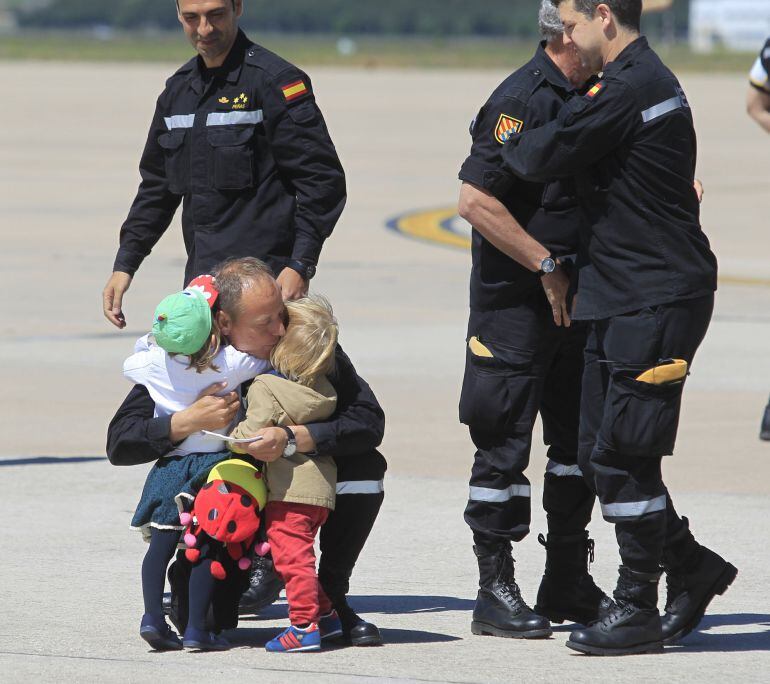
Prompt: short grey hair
<box><xmin>538</xmin><ymin>0</ymin><xmax>564</xmax><ymax>41</ymax></box>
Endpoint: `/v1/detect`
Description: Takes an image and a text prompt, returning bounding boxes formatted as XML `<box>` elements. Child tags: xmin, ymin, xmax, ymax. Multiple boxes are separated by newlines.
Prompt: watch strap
<box><xmin>281</xmin><ymin>425</ymin><xmax>296</xmax><ymax>457</ymax></box>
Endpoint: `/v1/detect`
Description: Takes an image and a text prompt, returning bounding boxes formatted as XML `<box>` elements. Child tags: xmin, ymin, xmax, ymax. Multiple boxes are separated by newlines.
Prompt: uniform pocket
<box><xmin>286</xmin><ymin>100</ymin><xmax>318</xmax><ymax>124</ymax></box>
<box><xmin>207</xmin><ymin>126</ymin><xmax>255</xmax><ymax>190</ymax></box>
<box><xmin>157</xmin><ymin>129</ymin><xmax>189</xmax><ymax>195</ymax></box>
<box><xmin>600</xmin><ymin>375</ymin><xmax>684</xmax><ymax>457</ymax></box>
<box><xmin>459</xmin><ymin>342</ymin><xmax>536</xmax><ymax>433</ymax></box>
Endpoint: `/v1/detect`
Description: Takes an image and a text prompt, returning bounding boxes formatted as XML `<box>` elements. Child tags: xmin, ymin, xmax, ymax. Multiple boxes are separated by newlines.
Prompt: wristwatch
<box><xmin>287</xmin><ymin>259</ymin><xmax>316</xmax><ymax>281</ymax></box>
<box><xmin>281</xmin><ymin>426</ymin><xmax>297</xmax><ymax>458</ymax></box>
<box><xmin>537</xmin><ymin>256</ymin><xmax>557</xmax><ymax>277</ymax></box>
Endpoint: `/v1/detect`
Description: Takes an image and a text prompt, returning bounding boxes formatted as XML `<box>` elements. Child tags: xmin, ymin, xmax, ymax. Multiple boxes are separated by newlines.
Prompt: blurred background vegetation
<box><xmin>0</xmin><ymin>0</ymin><xmax>755</xmax><ymax>70</ymax></box>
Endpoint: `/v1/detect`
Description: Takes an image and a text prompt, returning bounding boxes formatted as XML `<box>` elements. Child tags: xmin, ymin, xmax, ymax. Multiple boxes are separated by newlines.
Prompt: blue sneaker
<box><xmin>319</xmin><ymin>610</ymin><xmax>343</xmax><ymax>640</ymax></box>
<box><xmin>140</xmin><ymin>613</ymin><xmax>183</xmax><ymax>651</ymax></box>
<box><xmin>265</xmin><ymin>623</ymin><xmax>321</xmax><ymax>652</ymax></box>
<box><xmin>182</xmin><ymin>626</ymin><xmax>231</xmax><ymax>651</ymax></box>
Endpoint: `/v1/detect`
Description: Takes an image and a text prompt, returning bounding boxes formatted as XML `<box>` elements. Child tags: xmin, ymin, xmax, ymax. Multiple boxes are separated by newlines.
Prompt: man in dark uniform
<box><xmin>746</xmin><ymin>36</ymin><xmax>770</xmax><ymax>438</ymax></box>
<box><xmin>100</xmin><ymin>0</ymin><xmax>381</xmax><ymax>646</ymax></box>
<box><xmin>102</xmin><ymin>0</ymin><xmax>345</xmax><ymax>326</ymax></box>
<box><xmin>503</xmin><ymin>0</ymin><xmax>737</xmax><ymax>656</ymax></box>
<box><xmin>457</xmin><ymin>0</ymin><xmax>611</xmax><ymax>640</ymax></box>
<box><xmin>108</xmin><ymin>258</ymin><xmax>386</xmax><ymax>646</ymax></box>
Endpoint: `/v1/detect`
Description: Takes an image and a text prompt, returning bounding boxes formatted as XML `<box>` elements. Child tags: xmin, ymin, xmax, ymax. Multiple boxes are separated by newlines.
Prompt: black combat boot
<box><xmin>471</xmin><ymin>545</ymin><xmax>552</xmax><ymax>639</ymax></box>
<box><xmin>238</xmin><ymin>554</ymin><xmax>284</xmax><ymax>615</ymax></box>
<box><xmin>535</xmin><ymin>532</ymin><xmax>614</xmax><ymax>625</ymax></box>
<box><xmin>661</xmin><ymin>546</ymin><xmax>737</xmax><ymax>644</ymax></box>
<box><xmin>566</xmin><ymin>566</ymin><xmax>663</xmax><ymax>656</ymax></box>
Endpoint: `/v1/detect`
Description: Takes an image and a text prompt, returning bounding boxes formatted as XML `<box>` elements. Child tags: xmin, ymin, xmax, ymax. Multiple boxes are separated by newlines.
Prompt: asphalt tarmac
<box><xmin>1</xmin><ymin>61</ymin><xmax>769</xmax><ymax>682</ymax></box>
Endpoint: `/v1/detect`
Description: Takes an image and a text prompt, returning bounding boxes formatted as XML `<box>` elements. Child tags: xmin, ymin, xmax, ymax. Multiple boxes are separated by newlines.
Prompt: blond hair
<box><xmin>185</xmin><ymin>317</ymin><xmax>222</xmax><ymax>373</ymax></box>
<box><xmin>270</xmin><ymin>295</ymin><xmax>338</xmax><ymax>386</ymax></box>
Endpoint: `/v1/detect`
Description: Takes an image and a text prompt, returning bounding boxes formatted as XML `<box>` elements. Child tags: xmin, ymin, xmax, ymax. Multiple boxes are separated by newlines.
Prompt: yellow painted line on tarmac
<box><xmin>387</xmin><ymin>206</ymin><xmax>471</xmax><ymax>250</ymax></box>
<box><xmin>387</xmin><ymin>205</ymin><xmax>770</xmax><ymax>289</ymax></box>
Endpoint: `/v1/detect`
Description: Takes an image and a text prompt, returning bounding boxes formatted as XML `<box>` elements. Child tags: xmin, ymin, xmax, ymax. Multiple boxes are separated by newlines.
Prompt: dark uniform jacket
<box><xmin>458</xmin><ymin>43</ymin><xmax>581</xmax><ymax>312</ymax></box>
<box><xmin>107</xmin><ymin>346</ymin><xmax>386</xmax><ymax>477</ymax></box>
<box><xmin>114</xmin><ymin>30</ymin><xmax>346</xmax><ymax>284</ymax></box>
<box><xmin>503</xmin><ymin>37</ymin><xmax>718</xmax><ymax>321</ymax></box>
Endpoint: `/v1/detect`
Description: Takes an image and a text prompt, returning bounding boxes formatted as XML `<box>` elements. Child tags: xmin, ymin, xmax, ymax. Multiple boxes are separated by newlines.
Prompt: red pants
<box><xmin>265</xmin><ymin>501</ymin><xmax>332</xmax><ymax>625</ymax></box>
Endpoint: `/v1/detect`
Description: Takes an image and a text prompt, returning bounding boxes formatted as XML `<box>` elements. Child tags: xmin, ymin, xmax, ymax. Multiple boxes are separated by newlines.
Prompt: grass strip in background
<box><xmin>0</xmin><ymin>31</ymin><xmax>756</xmax><ymax>71</ymax></box>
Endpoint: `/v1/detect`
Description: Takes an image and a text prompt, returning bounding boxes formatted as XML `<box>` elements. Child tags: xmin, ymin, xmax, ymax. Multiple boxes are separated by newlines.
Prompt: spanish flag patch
<box><xmin>282</xmin><ymin>79</ymin><xmax>308</xmax><ymax>102</ymax></box>
<box><xmin>586</xmin><ymin>82</ymin><xmax>604</xmax><ymax>98</ymax></box>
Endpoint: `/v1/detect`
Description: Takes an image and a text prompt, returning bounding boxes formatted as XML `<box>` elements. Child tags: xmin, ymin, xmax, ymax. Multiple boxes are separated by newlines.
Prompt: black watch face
<box><xmin>305</xmin><ymin>264</ymin><xmax>316</xmax><ymax>280</ymax></box>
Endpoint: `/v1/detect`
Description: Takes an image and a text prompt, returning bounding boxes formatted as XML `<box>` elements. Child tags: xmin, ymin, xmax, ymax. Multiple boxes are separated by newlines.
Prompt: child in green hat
<box><xmin>123</xmin><ymin>276</ymin><xmax>268</xmax><ymax>652</ymax></box>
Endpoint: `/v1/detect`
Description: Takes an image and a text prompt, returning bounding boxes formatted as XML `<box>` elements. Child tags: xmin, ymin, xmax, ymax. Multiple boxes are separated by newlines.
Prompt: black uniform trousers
<box><xmin>318</xmin><ymin>450</ymin><xmax>387</xmax><ymax>603</ymax></box>
<box><xmin>461</xmin><ymin>290</ymin><xmax>595</xmax><ymax>550</ymax></box>
<box><xmin>578</xmin><ymin>294</ymin><xmax>714</xmax><ymax>574</ymax></box>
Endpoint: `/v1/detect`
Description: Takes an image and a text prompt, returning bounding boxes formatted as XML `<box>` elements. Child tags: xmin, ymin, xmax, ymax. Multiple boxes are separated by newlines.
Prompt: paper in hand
<box><xmin>201</xmin><ymin>430</ymin><xmax>264</xmax><ymax>444</ymax></box>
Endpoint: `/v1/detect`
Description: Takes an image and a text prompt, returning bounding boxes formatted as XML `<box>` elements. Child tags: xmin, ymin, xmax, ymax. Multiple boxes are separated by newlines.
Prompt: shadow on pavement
<box><xmin>240</xmin><ymin>595</ymin><xmax>475</xmax><ymax>622</ymax></box>
<box><xmin>0</xmin><ymin>456</ymin><xmax>106</xmax><ymax>466</ymax></box>
<box><xmin>668</xmin><ymin>613</ymin><xmax>770</xmax><ymax>653</ymax></box>
<box><xmin>229</xmin><ymin>626</ymin><xmax>460</xmax><ymax>647</ymax></box>
<box><xmin>344</xmin><ymin>595</ymin><xmax>476</xmax><ymax>614</ymax></box>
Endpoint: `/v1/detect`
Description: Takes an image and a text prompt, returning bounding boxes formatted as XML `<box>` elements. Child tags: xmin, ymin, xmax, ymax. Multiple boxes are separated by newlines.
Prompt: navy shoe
<box><xmin>319</xmin><ymin>610</ymin><xmax>343</xmax><ymax>641</ymax></box>
<box><xmin>182</xmin><ymin>626</ymin><xmax>231</xmax><ymax>651</ymax></box>
<box><xmin>139</xmin><ymin>613</ymin><xmax>183</xmax><ymax>651</ymax></box>
<box><xmin>265</xmin><ymin>623</ymin><xmax>321</xmax><ymax>652</ymax></box>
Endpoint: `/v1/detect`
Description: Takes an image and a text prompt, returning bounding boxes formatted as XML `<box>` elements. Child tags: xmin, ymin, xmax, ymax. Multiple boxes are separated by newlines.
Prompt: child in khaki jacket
<box><xmin>230</xmin><ymin>295</ymin><xmax>341</xmax><ymax>652</ymax></box>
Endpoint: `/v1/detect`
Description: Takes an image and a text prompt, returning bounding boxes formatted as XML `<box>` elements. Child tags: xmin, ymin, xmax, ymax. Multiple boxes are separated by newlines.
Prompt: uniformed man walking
<box><xmin>746</xmin><ymin>36</ymin><xmax>770</xmax><ymax>439</ymax></box>
<box><xmin>503</xmin><ymin>0</ymin><xmax>737</xmax><ymax>656</ymax></box>
<box><xmin>102</xmin><ymin>0</ymin><xmax>345</xmax><ymax>324</ymax></box>
<box><xmin>457</xmin><ymin>1</ymin><xmax>612</xmax><ymax>640</ymax></box>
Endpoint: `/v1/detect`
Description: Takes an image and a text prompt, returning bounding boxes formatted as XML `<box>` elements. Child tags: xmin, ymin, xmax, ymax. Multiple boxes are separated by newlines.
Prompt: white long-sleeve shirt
<box><xmin>123</xmin><ymin>334</ymin><xmax>268</xmax><ymax>456</ymax></box>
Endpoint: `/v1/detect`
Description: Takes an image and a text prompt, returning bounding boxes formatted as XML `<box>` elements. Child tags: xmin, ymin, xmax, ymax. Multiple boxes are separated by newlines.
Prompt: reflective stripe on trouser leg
<box><xmin>465</xmin><ymin>429</ymin><xmax>533</xmax><ymax>545</ymax></box>
<box><xmin>545</xmin><ymin>460</ymin><xmax>583</xmax><ymax>477</ymax></box>
<box><xmin>543</xmin><ymin>459</ymin><xmax>595</xmax><ymax>536</ymax></box>
<box><xmin>336</xmin><ymin>480</ymin><xmax>384</xmax><ymax>495</ymax></box>
<box><xmin>592</xmin><ymin>446</ymin><xmax>669</xmax><ymax>571</ymax></box>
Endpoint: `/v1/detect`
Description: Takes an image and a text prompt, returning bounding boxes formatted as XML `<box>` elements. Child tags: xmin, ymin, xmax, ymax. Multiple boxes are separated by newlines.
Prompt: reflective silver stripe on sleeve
<box><xmin>641</xmin><ymin>96</ymin><xmax>684</xmax><ymax>123</ymax></box>
<box><xmin>601</xmin><ymin>495</ymin><xmax>667</xmax><ymax>519</ymax></box>
<box><xmin>546</xmin><ymin>460</ymin><xmax>583</xmax><ymax>477</ymax></box>
<box><xmin>469</xmin><ymin>484</ymin><xmax>531</xmax><ymax>503</ymax></box>
<box><xmin>206</xmin><ymin>110</ymin><xmax>264</xmax><ymax>126</ymax></box>
<box><xmin>164</xmin><ymin>114</ymin><xmax>195</xmax><ymax>130</ymax></box>
<box><xmin>336</xmin><ymin>479</ymin><xmax>384</xmax><ymax>495</ymax></box>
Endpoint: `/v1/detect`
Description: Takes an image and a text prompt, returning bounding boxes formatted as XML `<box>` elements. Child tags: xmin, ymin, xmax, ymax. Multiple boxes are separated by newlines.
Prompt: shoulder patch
<box><xmin>494</xmin><ymin>113</ymin><xmax>524</xmax><ymax>145</ymax></box>
<box><xmin>281</xmin><ymin>79</ymin><xmax>309</xmax><ymax>103</ymax></box>
<box><xmin>586</xmin><ymin>81</ymin><xmax>605</xmax><ymax>99</ymax></box>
